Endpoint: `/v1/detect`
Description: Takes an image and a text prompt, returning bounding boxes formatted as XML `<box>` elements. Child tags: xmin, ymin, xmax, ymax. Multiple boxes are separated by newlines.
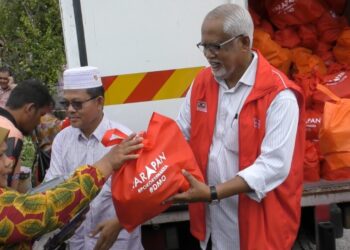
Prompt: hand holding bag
<box><xmin>102</xmin><ymin>112</ymin><xmax>204</xmax><ymax>231</ymax></box>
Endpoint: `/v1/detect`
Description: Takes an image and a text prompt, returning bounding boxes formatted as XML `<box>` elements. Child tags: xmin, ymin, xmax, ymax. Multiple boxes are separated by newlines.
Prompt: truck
<box><xmin>58</xmin><ymin>0</ymin><xmax>350</xmax><ymax>249</ymax></box>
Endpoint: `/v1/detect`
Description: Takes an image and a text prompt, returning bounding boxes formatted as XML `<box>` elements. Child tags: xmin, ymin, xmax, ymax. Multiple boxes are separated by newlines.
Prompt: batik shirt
<box><xmin>0</xmin><ymin>165</ymin><xmax>106</xmax><ymax>249</ymax></box>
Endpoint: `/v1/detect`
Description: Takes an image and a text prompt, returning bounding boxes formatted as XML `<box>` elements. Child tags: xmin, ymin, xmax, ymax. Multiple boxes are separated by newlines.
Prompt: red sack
<box><xmin>274</xmin><ymin>27</ymin><xmax>301</xmax><ymax>48</ymax></box>
<box><xmin>313</xmin><ymin>67</ymin><xmax>350</xmax><ymax>104</ymax></box>
<box><xmin>266</xmin><ymin>0</ymin><xmax>326</xmax><ymax>29</ymax></box>
<box><xmin>304</xmin><ymin>140</ymin><xmax>321</xmax><ymax>182</ymax></box>
<box><xmin>298</xmin><ymin>24</ymin><xmax>318</xmax><ymax>49</ymax></box>
<box><xmin>323</xmin><ymin>0</ymin><xmax>347</xmax><ymax>15</ymax></box>
<box><xmin>105</xmin><ymin>112</ymin><xmax>204</xmax><ymax>231</ymax></box>
<box><xmin>317</xmin><ymin>85</ymin><xmax>350</xmax><ymax>180</ymax></box>
<box><xmin>305</xmin><ymin>109</ymin><xmax>323</xmax><ymax>140</ymax></box>
<box><xmin>316</xmin><ymin>11</ymin><xmax>348</xmax><ymax>44</ymax></box>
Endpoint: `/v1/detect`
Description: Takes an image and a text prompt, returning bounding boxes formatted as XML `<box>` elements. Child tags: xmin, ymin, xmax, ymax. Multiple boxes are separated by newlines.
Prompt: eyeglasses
<box><xmin>196</xmin><ymin>34</ymin><xmax>243</xmax><ymax>54</ymax></box>
<box><xmin>59</xmin><ymin>96</ymin><xmax>98</xmax><ymax>110</ymax></box>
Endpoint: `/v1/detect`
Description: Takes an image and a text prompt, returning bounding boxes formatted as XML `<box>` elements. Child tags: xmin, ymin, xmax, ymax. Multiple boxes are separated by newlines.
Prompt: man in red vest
<box><xmin>167</xmin><ymin>3</ymin><xmax>305</xmax><ymax>250</ymax></box>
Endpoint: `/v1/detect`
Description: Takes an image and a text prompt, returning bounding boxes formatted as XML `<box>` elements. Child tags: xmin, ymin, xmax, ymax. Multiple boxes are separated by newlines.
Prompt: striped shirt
<box><xmin>177</xmin><ymin>52</ymin><xmax>299</xmax><ymax>250</ymax></box>
<box><xmin>45</xmin><ymin>115</ymin><xmax>144</xmax><ymax>250</ymax></box>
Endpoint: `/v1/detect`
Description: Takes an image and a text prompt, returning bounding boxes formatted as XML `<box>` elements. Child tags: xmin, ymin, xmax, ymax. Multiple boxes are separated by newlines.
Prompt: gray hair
<box><xmin>206</xmin><ymin>4</ymin><xmax>254</xmax><ymax>48</ymax></box>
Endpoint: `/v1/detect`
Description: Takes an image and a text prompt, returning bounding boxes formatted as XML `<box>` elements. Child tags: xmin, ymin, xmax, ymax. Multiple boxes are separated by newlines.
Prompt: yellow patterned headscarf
<box><xmin>0</xmin><ymin>127</ymin><xmax>9</xmax><ymax>144</ymax></box>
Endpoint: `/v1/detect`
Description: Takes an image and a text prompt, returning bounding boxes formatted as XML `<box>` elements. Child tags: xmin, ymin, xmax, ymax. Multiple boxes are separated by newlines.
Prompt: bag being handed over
<box><xmin>102</xmin><ymin>112</ymin><xmax>204</xmax><ymax>231</ymax></box>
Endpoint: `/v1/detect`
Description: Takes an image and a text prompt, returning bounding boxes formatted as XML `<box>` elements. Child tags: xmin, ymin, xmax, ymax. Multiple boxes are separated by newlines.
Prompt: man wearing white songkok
<box><xmin>44</xmin><ymin>66</ymin><xmax>144</xmax><ymax>250</ymax></box>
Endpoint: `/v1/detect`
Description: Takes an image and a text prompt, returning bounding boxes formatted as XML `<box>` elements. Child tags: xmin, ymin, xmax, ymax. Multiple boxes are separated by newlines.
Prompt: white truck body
<box><xmin>59</xmin><ymin>0</ymin><xmax>247</xmax><ymax>131</ymax></box>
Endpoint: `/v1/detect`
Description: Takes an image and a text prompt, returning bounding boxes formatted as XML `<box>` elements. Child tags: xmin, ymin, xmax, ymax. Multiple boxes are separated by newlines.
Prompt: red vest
<box><xmin>188</xmin><ymin>51</ymin><xmax>305</xmax><ymax>250</ymax></box>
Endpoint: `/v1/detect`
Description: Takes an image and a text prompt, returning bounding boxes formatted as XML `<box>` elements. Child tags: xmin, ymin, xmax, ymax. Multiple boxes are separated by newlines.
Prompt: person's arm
<box><xmin>176</xmin><ymin>84</ymin><xmax>192</xmax><ymax>140</ymax></box>
<box><xmin>166</xmin><ymin>90</ymin><xmax>299</xmax><ymax>203</ymax></box>
<box><xmin>0</xmin><ymin>134</ymin><xmax>142</xmax><ymax>245</ymax></box>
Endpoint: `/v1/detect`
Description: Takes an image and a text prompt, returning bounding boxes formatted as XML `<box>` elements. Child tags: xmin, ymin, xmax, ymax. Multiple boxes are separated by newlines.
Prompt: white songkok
<box><xmin>63</xmin><ymin>66</ymin><xmax>102</xmax><ymax>90</ymax></box>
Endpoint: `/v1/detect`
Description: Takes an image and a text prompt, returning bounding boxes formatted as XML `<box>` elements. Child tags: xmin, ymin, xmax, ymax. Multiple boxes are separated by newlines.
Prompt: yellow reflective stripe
<box><xmin>104</xmin><ymin>73</ymin><xmax>146</xmax><ymax>105</ymax></box>
<box><xmin>152</xmin><ymin>67</ymin><xmax>203</xmax><ymax>100</ymax></box>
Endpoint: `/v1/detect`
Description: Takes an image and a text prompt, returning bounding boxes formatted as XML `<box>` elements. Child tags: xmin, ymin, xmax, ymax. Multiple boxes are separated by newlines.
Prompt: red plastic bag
<box><xmin>298</xmin><ymin>24</ymin><xmax>318</xmax><ymax>49</ymax></box>
<box><xmin>274</xmin><ymin>27</ymin><xmax>301</xmax><ymax>48</ymax></box>
<box><xmin>305</xmin><ymin>109</ymin><xmax>322</xmax><ymax>140</ymax></box>
<box><xmin>316</xmin><ymin>11</ymin><xmax>348</xmax><ymax>44</ymax></box>
<box><xmin>313</xmin><ymin>66</ymin><xmax>350</xmax><ymax>103</ymax></box>
<box><xmin>317</xmin><ymin>85</ymin><xmax>350</xmax><ymax>180</ymax></box>
<box><xmin>266</xmin><ymin>0</ymin><xmax>326</xmax><ymax>29</ymax></box>
<box><xmin>304</xmin><ymin>140</ymin><xmax>321</xmax><ymax>182</ymax></box>
<box><xmin>105</xmin><ymin>112</ymin><xmax>204</xmax><ymax>231</ymax></box>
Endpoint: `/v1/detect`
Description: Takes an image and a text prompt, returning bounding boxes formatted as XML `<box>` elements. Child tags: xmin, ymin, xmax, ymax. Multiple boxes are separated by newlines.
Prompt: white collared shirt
<box><xmin>177</xmin><ymin>52</ymin><xmax>299</xmax><ymax>250</ymax></box>
<box><xmin>45</xmin><ymin>115</ymin><xmax>143</xmax><ymax>250</ymax></box>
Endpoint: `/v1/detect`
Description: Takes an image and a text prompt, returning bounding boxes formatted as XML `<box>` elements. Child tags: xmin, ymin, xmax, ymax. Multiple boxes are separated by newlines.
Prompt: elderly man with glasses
<box><xmin>168</xmin><ymin>3</ymin><xmax>305</xmax><ymax>250</ymax></box>
<box><xmin>44</xmin><ymin>66</ymin><xmax>144</xmax><ymax>250</ymax></box>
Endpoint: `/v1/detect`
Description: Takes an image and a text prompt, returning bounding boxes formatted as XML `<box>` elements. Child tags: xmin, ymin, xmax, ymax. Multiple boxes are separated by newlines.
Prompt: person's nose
<box><xmin>203</xmin><ymin>48</ymin><xmax>216</xmax><ymax>60</ymax></box>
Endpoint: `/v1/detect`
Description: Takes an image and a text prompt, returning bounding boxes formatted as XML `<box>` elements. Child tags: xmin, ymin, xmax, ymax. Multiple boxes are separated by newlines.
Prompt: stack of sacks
<box><xmin>249</xmin><ymin>0</ymin><xmax>350</xmax><ymax>181</ymax></box>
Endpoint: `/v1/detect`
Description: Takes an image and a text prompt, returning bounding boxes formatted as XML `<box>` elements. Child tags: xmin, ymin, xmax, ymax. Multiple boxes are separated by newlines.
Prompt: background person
<box><xmin>0</xmin><ymin>79</ymin><xmax>53</xmax><ymax>192</ymax></box>
<box><xmin>0</xmin><ymin>66</ymin><xmax>16</xmax><ymax>108</ymax></box>
<box><xmin>44</xmin><ymin>66</ymin><xmax>143</xmax><ymax>250</ymax></box>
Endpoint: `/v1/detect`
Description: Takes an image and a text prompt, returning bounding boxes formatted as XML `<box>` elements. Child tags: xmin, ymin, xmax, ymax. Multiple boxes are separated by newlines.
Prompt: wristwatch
<box><xmin>209</xmin><ymin>185</ymin><xmax>220</xmax><ymax>204</ymax></box>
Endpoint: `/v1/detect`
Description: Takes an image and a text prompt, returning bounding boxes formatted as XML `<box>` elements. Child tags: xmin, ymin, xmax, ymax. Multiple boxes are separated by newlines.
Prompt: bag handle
<box><xmin>101</xmin><ymin>129</ymin><xmax>129</xmax><ymax>146</ymax></box>
<box><xmin>316</xmin><ymin>84</ymin><xmax>341</xmax><ymax>102</ymax></box>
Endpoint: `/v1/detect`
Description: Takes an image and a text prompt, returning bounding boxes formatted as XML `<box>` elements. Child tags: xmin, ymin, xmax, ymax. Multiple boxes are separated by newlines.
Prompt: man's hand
<box><xmin>90</xmin><ymin>218</ymin><xmax>122</xmax><ymax>250</ymax></box>
<box><xmin>163</xmin><ymin>169</ymin><xmax>211</xmax><ymax>204</ymax></box>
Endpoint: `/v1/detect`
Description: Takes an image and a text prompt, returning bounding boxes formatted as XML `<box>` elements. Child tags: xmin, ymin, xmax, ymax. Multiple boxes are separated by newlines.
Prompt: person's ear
<box><xmin>96</xmin><ymin>96</ymin><xmax>105</xmax><ymax>108</ymax></box>
<box><xmin>239</xmin><ymin>36</ymin><xmax>251</xmax><ymax>52</ymax></box>
<box><xmin>24</xmin><ymin>103</ymin><xmax>37</xmax><ymax>114</ymax></box>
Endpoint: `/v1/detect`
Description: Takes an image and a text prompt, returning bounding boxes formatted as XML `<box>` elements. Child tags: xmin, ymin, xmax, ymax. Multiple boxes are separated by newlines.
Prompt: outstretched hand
<box><xmin>163</xmin><ymin>169</ymin><xmax>211</xmax><ymax>204</ymax></box>
<box><xmin>91</xmin><ymin>218</ymin><xmax>122</xmax><ymax>250</ymax></box>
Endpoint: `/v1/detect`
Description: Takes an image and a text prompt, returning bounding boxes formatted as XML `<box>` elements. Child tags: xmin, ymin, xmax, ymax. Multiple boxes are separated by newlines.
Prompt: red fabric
<box><xmin>304</xmin><ymin>140</ymin><xmax>321</xmax><ymax>182</ymax></box>
<box><xmin>298</xmin><ymin>24</ymin><xmax>318</xmax><ymax>49</ymax></box>
<box><xmin>60</xmin><ymin>117</ymin><xmax>70</xmax><ymax>130</ymax></box>
<box><xmin>266</xmin><ymin>0</ymin><xmax>326</xmax><ymax>29</ymax></box>
<box><xmin>188</xmin><ymin>50</ymin><xmax>305</xmax><ymax>250</ymax></box>
<box><xmin>108</xmin><ymin>112</ymin><xmax>204</xmax><ymax>231</ymax></box>
<box><xmin>274</xmin><ymin>27</ymin><xmax>301</xmax><ymax>48</ymax></box>
<box><xmin>316</xmin><ymin>11</ymin><xmax>348</xmax><ymax>43</ymax></box>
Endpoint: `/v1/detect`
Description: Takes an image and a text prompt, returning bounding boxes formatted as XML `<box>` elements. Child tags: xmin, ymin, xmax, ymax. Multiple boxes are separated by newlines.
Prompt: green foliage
<box><xmin>21</xmin><ymin>137</ymin><xmax>35</xmax><ymax>171</ymax></box>
<box><xmin>0</xmin><ymin>0</ymin><xmax>65</xmax><ymax>93</ymax></box>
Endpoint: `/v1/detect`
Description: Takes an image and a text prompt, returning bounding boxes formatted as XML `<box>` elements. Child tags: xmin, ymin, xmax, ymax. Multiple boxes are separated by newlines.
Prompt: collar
<box><xmin>77</xmin><ymin>114</ymin><xmax>108</xmax><ymax>142</ymax></box>
<box><xmin>0</xmin><ymin>108</ymin><xmax>18</xmax><ymax>129</ymax></box>
<box><xmin>218</xmin><ymin>51</ymin><xmax>258</xmax><ymax>90</ymax></box>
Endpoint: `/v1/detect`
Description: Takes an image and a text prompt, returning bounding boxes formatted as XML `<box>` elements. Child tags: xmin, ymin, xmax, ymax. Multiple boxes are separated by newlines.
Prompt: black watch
<box><xmin>209</xmin><ymin>185</ymin><xmax>220</xmax><ymax>204</ymax></box>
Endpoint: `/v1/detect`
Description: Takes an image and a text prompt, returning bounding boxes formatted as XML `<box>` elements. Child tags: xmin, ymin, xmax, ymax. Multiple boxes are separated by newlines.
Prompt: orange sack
<box><xmin>317</xmin><ymin>85</ymin><xmax>350</xmax><ymax>180</ymax></box>
<box><xmin>334</xmin><ymin>27</ymin><xmax>350</xmax><ymax>65</ymax></box>
<box><xmin>104</xmin><ymin>112</ymin><xmax>204</xmax><ymax>231</ymax></box>
<box><xmin>253</xmin><ymin>29</ymin><xmax>292</xmax><ymax>75</ymax></box>
<box><xmin>291</xmin><ymin>47</ymin><xmax>327</xmax><ymax>75</ymax></box>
